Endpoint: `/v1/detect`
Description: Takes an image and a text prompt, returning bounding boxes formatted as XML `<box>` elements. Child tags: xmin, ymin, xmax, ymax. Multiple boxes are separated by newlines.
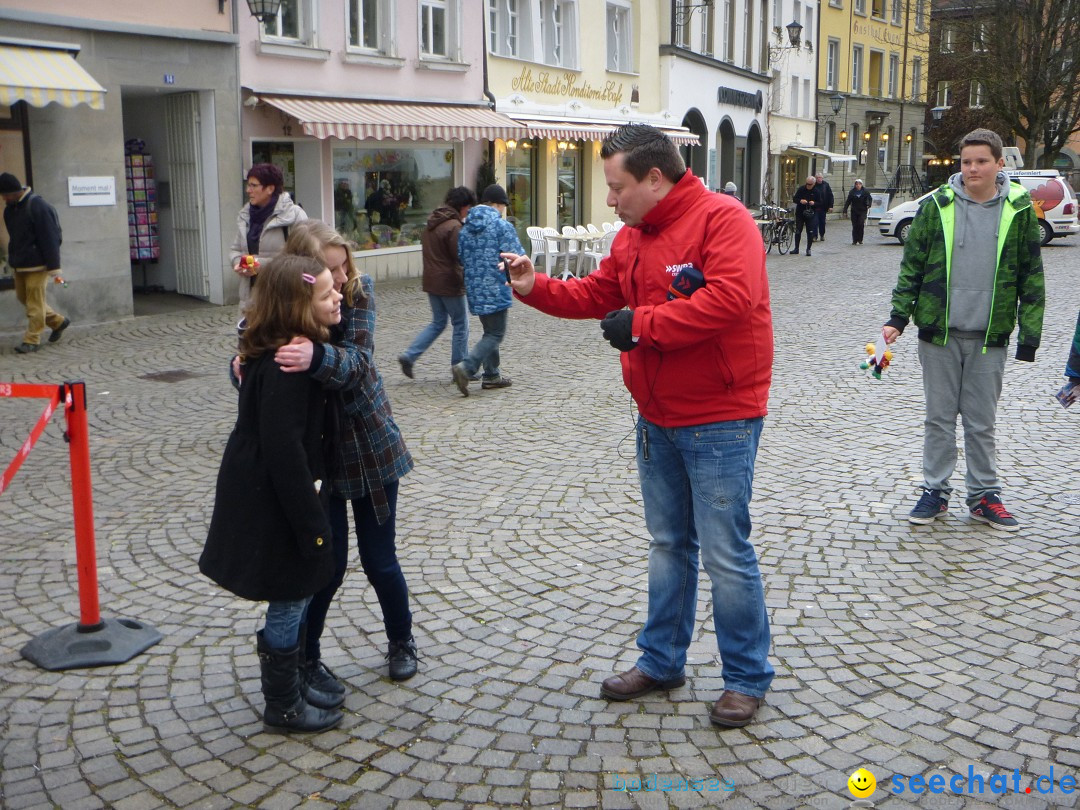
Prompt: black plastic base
<box><xmin>20</xmin><ymin>617</ymin><xmax>162</xmax><ymax>671</ymax></box>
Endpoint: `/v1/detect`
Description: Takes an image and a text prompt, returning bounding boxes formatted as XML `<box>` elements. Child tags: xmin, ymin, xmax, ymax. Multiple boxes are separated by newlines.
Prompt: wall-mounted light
<box><xmin>863</xmin><ymin>131</ymin><xmax>872</xmax><ymax>142</ymax></box>
<box><xmin>506</xmin><ymin>139</ymin><xmax>517</xmax><ymax>153</ymax></box>
<box><xmin>630</xmin><ymin>85</ymin><xmax>640</xmax><ymax>109</ymax></box>
<box><xmin>839</xmin><ymin>130</ymin><xmax>848</xmax><ymax>142</ymax></box>
<box><xmin>880</xmin><ymin>132</ymin><xmax>890</xmax><ymax>143</ymax></box>
<box><xmin>905</xmin><ymin>132</ymin><xmax>914</xmax><ymax>143</ymax></box>
<box><xmin>246</xmin><ymin>0</ymin><xmax>282</xmax><ymax>22</ymax></box>
<box><xmin>768</xmin><ymin>19</ymin><xmax>805</xmax><ymax>65</ymax></box>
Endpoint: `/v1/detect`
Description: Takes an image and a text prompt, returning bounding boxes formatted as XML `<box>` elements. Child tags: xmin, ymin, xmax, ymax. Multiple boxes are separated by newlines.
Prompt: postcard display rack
<box><xmin>125</xmin><ymin>153</ymin><xmax>160</xmax><ymax>287</ymax></box>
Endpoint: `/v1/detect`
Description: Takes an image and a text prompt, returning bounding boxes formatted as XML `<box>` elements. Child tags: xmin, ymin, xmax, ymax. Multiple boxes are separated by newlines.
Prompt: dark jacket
<box><xmin>817</xmin><ymin>180</ymin><xmax>835</xmax><ymax>210</ymax></box>
<box><xmin>200</xmin><ymin>352</ymin><xmax>335</xmax><ymax>602</ymax></box>
<box><xmin>1066</xmin><ymin>310</ymin><xmax>1080</xmax><ymax>379</ymax></box>
<box><xmin>3</xmin><ymin>191</ymin><xmax>61</xmax><ymax>270</ymax></box>
<box><xmin>793</xmin><ymin>184</ymin><xmax>821</xmax><ymax>218</ymax></box>
<box><xmin>419</xmin><ymin>206</ymin><xmax>466</xmax><ymax>297</ymax></box>
<box><xmin>844</xmin><ymin>187</ymin><xmax>873</xmax><ymax>217</ymax></box>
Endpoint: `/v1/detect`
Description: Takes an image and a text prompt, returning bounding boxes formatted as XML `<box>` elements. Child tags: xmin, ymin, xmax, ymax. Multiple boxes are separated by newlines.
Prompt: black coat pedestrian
<box><xmin>200</xmin><ymin>352</ymin><xmax>335</xmax><ymax>602</ymax></box>
<box><xmin>3</xmin><ymin>192</ymin><xmax>61</xmax><ymax>270</ymax></box>
<box><xmin>843</xmin><ymin>186</ymin><xmax>873</xmax><ymax>217</ymax></box>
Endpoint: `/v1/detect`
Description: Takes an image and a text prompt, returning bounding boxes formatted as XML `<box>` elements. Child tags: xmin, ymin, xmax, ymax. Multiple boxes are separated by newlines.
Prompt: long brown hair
<box><xmin>240</xmin><ymin>254</ymin><xmax>330</xmax><ymax>359</ymax></box>
<box><xmin>284</xmin><ymin>220</ymin><xmax>366</xmax><ymax>306</ymax></box>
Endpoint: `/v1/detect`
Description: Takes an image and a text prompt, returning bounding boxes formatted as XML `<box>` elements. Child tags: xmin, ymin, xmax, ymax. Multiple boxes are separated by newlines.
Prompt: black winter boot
<box><xmin>257</xmin><ymin>631</ymin><xmax>343</xmax><ymax>733</ymax></box>
<box><xmin>297</xmin><ymin>623</ymin><xmax>346</xmax><ymax>709</ymax></box>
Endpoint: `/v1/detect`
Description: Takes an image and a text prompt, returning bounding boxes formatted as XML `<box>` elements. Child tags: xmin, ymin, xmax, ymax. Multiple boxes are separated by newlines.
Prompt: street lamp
<box><xmin>768</xmin><ymin>19</ymin><xmax>805</xmax><ymax>64</ymax></box>
<box><xmin>246</xmin><ymin>0</ymin><xmax>282</xmax><ymax>22</ymax></box>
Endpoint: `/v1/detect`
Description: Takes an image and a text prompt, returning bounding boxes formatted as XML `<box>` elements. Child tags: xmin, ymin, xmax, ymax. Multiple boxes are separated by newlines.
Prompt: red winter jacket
<box><xmin>519</xmin><ymin>171</ymin><xmax>772</xmax><ymax>427</ymax></box>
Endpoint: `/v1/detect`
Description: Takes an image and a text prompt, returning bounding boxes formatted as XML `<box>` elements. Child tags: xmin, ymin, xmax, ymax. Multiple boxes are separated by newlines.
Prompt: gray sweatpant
<box><xmin>917</xmin><ymin>336</ymin><xmax>1006</xmax><ymax>508</ymax></box>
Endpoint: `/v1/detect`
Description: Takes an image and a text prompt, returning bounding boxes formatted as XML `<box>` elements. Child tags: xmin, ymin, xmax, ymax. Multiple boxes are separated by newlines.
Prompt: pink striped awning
<box><xmin>257</xmin><ymin>95</ymin><xmax>526</xmax><ymax>142</ymax></box>
<box><xmin>512</xmin><ymin>118</ymin><xmax>700</xmax><ymax>146</ymax></box>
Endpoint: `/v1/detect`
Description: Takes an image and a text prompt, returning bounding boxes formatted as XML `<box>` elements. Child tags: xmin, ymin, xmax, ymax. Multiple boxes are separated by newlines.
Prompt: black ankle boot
<box><xmin>296</xmin><ymin>623</ymin><xmax>345</xmax><ymax>709</ymax></box>
<box><xmin>257</xmin><ymin>631</ymin><xmax>343</xmax><ymax>732</ymax></box>
<box><xmin>387</xmin><ymin>636</ymin><xmax>418</xmax><ymax>681</ymax></box>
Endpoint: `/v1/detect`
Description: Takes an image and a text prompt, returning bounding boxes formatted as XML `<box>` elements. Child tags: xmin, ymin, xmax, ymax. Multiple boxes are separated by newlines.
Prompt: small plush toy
<box><xmin>239</xmin><ymin>254</ymin><xmax>260</xmax><ymax>274</ymax></box>
<box><xmin>859</xmin><ymin>336</ymin><xmax>894</xmax><ymax>380</ymax></box>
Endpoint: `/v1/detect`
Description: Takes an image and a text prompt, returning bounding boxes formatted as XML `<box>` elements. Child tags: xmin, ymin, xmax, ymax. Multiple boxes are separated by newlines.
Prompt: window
<box><xmin>542</xmin><ymin>1</ymin><xmax>576</xmax><ymax>66</ymax></box>
<box><xmin>349</xmin><ymin>0</ymin><xmax>389</xmax><ymax>51</ymax></box>
<box><xmin>487</xmin><ymin>0</ymin><xmax>523</xmax><ymax>58</ymax></box>
<box><xmin>827</xmin><ymin>39</ymin><xmax>840</xmax><ymax>90</ymax></box>
<box><xmin>790</xmin><ymin>75</ymin><xmax>799</xmax><ymax>117</ymax></box>
<box><xmin>871</xmin><ymin>0</ymin><xmax>884</xmax><ymax>18</ymax></box>
<box><xmin>936</xmin><ymin>80</ymin><xmax>953</xmax><ymax>107</ymax></box>
<box><xmin>888</xmin><ymin>53</ymin><xmax>899</xmax><ymax>98</ymax></box>
<box><xmin>803</xmin><ymin>78</ymin><xmax>811</xmax><ymax>118</ymax></box>
<box><xmin>911</xmin><ymin>57</ymin><xmax>923</xmax><ymax>101</ymax></box>
<box><xmin>804</xmin><ymin>7</ymin><xmax>813</xmax><ymax>49</ymax></box>
<box><xmin>675</xmin><ymin>1</ymin><xmax>692</xmax><ymax>48</ymax></box>
<box><xmin>333</xmin><ymin>145</ymin><xmax>456</xmax><ymax>251</ymax></box>
<box><xmin>852</xmin><ymin>45</ymin><xmax>863</xmax><ymax>94</ymax></box>
<box><xmin>970</xmin><ymin>80</ymin><xmax>984</xmax><ymax>108</ymax></box>
<box><xmin>854</xmin><ymin>0</ymin><xmax>866</xmax><ymax>15</ymax></box>
<box><xmin>420</xmin><ymin>0</ymin><xmax>456</xmax><ymax>59</ymax></box>
<box><xmin>891</xmin><ymin>0</ymin><xmax>901</xmax><ymax>24</ymax></box>
<box><xmin>263</xmin><ymin>0</ymin><xmax>303</xmax><ymax>41</ymax></box>
<box><xmin>772</xmin><ymin>0</ymin><xmax>781</xmax><ymax>28</ymax></box>
<box><xmin>743</xmin><ymin>0</ymin><xmax>754</xmax><ymax>68</ymax></box>
<box><xmin>607</xmin><ymin>1</ymin><xmax>632</xmax><ymax>72</ymax></box>
<box><xmin>830</xmin><ymin>0</ymin><xmax>843</xmax><ymax>8</ymax></box>
<box><xmin>940</xmin><ymin>26</ymin><xmax>955</xmax><ymax>53</ymax></box>
<box><xmin>722</xmin><ymin>0</ymin><xmax>734</xmax><ymax>61</ymax></box>
<box><xmin>702</xmin><ymin>0</ymin><xmax>715</xmax><ymax>55</ymax></box>
<box><xmin>869</xmin><ymin>50</ymin><xmax>883</xmax><ymax>96</ymax></box>
<box><xmin>972</xmin><ymin>22</ymin><xmax>987</xmax><ymax>52</ymax></box>
<box><xmin>914</xmin><ymin>0</ymin><xmax>926</xmax><ymax>30</ymax></box>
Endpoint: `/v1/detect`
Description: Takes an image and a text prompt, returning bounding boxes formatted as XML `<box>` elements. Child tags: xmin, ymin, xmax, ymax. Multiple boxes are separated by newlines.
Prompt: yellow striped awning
<box><xmin>0</xmin><ymin>45</ymin><xmax>106</xmax><ymax>111</ymax></box>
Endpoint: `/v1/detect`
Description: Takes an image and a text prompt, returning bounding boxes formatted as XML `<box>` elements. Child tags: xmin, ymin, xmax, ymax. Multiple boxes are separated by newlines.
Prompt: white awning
<box><xmin>257</xmin><ymin>95</ymin><xmax>526</xmax><ymax>141</ymax></box>
<box><xmin>785</xmin><ymin>145</ymin><xmax>857</xmax><ymax>162</ymax></box>
<box><xmin>510</xmin><ymin>117</ymin><xmax>700</xmax><ymax>146</ymax></box>
<box><xmin>0</xmin><ymin>44</ymin><xmax>106</xmax><ymax>110</ymax></box>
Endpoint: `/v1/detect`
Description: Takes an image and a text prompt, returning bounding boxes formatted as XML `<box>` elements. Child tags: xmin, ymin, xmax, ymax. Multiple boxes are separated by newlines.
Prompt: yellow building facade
<box><xmin>816</xmin><ymin>0</ymin><xmax>929</xmax><ymax>193</ymax></box>
<box><xmin>486</xmin><ymin>1</ymin><xmax>696</xmax><ymax>247</ymax></box>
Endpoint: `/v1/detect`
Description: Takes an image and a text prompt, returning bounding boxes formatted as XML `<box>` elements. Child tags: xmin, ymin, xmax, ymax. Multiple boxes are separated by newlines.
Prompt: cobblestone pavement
<box><xmin>1</xmin><ymin>232</ymin><xmax>1078</xmax><ymax>810</ymax></box>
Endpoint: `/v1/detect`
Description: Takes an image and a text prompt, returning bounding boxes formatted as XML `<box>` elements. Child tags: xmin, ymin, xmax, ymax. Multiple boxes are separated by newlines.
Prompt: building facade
<box><xmin>816</xmin><ymin>0</ymin><xmax>930</xmax><ymax>195</ymax></box>
<box><xmin>485</xmin><ymin>0</ymin><xmax>697</xmax><ymax>245</ymax></box>
<box><xmin>0</xmin><ymin>0</ymin><xmax>240</xmax><ymax>329</ymax></box>
<box><xmin>239</xmin><ymin>0</ymin><xmax>522</xmax><ymax>286</ymax></box>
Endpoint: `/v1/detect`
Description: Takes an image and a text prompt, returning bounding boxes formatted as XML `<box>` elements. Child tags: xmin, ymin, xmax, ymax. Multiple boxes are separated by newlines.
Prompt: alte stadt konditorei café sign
<box><xmin>511</xmin><ymin>67</ymin><xmax>626</xmax><ymax>106</ymax></box>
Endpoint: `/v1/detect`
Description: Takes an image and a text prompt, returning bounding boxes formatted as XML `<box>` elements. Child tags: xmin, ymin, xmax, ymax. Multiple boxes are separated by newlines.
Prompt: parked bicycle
<box><xmin>758</xmin><ymin>204</ymin><xmax>794</xmax><ymax>255</ymax></box>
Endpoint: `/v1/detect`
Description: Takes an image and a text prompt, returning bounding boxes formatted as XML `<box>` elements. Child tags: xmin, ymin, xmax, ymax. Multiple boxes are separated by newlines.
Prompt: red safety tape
<box><xmin>1</xmin><ymin>386</ymin><xmax>64</xmax><ymax>495</ymax></box>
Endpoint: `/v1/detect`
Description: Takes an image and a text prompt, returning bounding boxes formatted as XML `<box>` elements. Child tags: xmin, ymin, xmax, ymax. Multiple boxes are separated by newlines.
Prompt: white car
<box><xmin>878</xmin><ymin>170</ymin><xmax>1080</xmax><ymax>246</ymax></box>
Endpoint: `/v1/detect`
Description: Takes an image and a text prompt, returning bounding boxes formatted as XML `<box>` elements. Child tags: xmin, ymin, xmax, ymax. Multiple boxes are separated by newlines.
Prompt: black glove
<box><xmin>601</xmin><ymin>309</ymin><xmax>636</xmax><ymax>352</ymax></box>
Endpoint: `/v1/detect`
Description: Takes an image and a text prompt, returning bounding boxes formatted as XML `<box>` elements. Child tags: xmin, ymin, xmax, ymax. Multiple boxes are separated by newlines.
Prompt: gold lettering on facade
<box><xmin>510</xmin><ymin>66</ymin><xmax>625</xmax><ymax>105</ymax></box>
<box><xmin>852</xmin><ymin>20</ymin><xmax>903</xmax><ymax>47</ymax></box>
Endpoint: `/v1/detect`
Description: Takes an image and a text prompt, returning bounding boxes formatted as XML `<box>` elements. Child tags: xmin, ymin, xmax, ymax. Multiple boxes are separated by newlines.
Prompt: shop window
<box><xmin>0</xmin><ymin>103</ymin><xmax>30</xmax><ymax>281</ymax></box>
<box><xmin>420</xmin><ymin>0</ymin><xmax>460</xmax><ymax>60</ymax></box>
<box><xmin>505</xmin><ymin>139</ymin><xmax>536</xmax><ymax>246</ymax></box>
<box><xmin>606</xmin><ymin>1</ymin><xmax>632</xmax><ymax>72</ymax></box>
<box><xmin>332</xmin><ymin>145</ymin><xmax>455</xmax><ymax>251</ymax></box>
<box><xmin>556</xmin><ymin>142</ymin><xmax>581</xmax><ymax>230</ymax></box>
<box><xmin>348</xmin><ymin>0</ymin><xmax>391</xmax><ymax>52</ymax></box>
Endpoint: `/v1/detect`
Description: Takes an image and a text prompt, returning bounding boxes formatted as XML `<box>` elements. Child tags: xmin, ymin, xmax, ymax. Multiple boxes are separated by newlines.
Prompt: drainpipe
<box><xmin>481</xmin><ymin>7</ymin><xmax>496</xmax><ymax>167</ymax></box>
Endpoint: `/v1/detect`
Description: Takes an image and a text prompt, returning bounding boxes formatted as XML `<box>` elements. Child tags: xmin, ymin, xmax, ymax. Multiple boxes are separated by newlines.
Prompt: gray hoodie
<box><xmin>945</xmin><ymin>170</ymin><xmax>1009</xmax><ymax>334</ymax></box>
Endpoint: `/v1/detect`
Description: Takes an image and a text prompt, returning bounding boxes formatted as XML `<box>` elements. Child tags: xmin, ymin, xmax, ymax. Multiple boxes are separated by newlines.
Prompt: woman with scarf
<box><xmin>274</xmin><ymin>221</ymin><xmax>418</xmax><ymax>699</ymax></box>
<box><xmin>230</xmin><ymin>163</ymin><xmax>307</xmax><ymax>311</ymax></box>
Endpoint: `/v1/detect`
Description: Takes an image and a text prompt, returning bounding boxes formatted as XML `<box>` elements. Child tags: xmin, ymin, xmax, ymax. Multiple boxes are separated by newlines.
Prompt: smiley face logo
<box><xmin>848</xmin><ymin>768</ymin><xmax>876</xmax><ymax>798</ymax></box>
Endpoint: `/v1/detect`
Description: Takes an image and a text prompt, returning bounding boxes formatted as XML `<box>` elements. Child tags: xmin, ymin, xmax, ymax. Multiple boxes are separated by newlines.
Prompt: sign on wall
<box><xmin>68</xmin><ymin>176</ymin><xmax>116</xmax><ymax>207</ymax></box>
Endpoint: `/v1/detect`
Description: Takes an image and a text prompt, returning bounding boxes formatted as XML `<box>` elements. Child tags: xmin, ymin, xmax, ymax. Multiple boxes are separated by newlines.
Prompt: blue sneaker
<box><xmin>969</xmin><ymin>494</ymin><xmax>1019</xmax><ymax>532</ymax></box>
<box><xmin>908</xmin><ymin>488</ymin><xmax>947</xmax><ymax>524</ymax></box>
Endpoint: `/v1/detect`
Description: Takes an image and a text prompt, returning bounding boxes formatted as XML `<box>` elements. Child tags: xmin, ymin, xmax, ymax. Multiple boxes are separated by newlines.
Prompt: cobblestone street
<box><xmin>2</xmin><ymin>232</ymin><xmax>1078</xmax><ymax>809</ymax></box>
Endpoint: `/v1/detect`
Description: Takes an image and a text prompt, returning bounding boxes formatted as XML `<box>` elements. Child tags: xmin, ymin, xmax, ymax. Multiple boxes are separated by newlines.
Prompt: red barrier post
<box><xmin>64</xmin><ymin>381</ymin><xmax>102</xmax><ymax>631</ymax></box>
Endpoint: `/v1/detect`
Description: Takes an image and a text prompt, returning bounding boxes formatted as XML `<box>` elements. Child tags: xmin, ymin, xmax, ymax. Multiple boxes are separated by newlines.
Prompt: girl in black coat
<box><xmin>200</xmin><ymin>253</ymin><xmax>344</xmax><ymax>733</ymax></box>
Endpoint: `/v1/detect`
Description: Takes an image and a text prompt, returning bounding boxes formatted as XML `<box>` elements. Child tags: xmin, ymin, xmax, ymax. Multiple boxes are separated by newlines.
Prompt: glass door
<box><xmin>556</xmin><ymin>142</ymin><xmax>581</xmax><ymax>230</ymax></box>
<box><xmin>505</xmin><ymin>140</ymin><xmax>536</xmax><ymax>247</ymax></box>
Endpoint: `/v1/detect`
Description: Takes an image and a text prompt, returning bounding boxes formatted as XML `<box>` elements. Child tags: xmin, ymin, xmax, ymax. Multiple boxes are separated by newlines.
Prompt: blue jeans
<box><xmin>635</xmin><ymin>416</ymin><xmax>773</xmax><ymax>698</ymax></box>
<box><xmin>264</xmin><ymin>597</ymin><xmax>312</xmax><ymax>649</ymax></box>
<box><xmin>460</xmin><ymin>308</ymin><xmax>508</xmax><ymax>379</ymax></box>
<box><xmin>402</xmin><ymin>294</ymin><xmax>469</xmax><ymax>367</ymax></box>
<box><xmin>305</xmin><ymin>483</ymin><xmax>411</xmax><ymax>659</ymax></box>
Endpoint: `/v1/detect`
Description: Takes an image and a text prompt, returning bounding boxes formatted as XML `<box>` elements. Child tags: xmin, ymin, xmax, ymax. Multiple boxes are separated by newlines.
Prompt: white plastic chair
<box><xmin>581</xmin><ymin>229</ymin><xmax>617</xmax><ymax>275</ymax></box>
<box><xmin>586</xmin><ymin>223</ymin><xmax>602</xmax><ymax>236</ymax></box>
<box><xmin>601</xmin><ymin>222</ymin><xmax>615</xmax><ymax>232</ymax></box>
<box><xmin>561</xmin><ymin>226</ymin><xmax>583</xmax><ymax>278</ymax></box>
<box><xmin>541</xmin><ymin>227</ymin><xmax>571</xmax><ymax>278</ymax></box>
<box><xmin>526</xmin><ymin>226</ymin><xmax>550</xmax><ymax>274</ymax></box>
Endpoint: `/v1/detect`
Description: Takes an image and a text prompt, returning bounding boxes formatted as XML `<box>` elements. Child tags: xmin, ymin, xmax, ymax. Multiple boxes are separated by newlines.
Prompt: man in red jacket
<box><xmin>504</xmin><ymin>125</ymin><xmax>774</xmax><ymax>728</ymax></box>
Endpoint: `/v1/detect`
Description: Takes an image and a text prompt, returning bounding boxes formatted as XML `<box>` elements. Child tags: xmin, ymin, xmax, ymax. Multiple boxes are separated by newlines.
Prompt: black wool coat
<box><xmin>200</xmin><ymin>352</ymin><xmax>334</xmax><ymax>602</ymax></box>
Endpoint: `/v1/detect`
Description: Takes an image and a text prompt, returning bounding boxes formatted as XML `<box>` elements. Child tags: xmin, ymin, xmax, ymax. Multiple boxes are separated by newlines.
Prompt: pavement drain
<box><xmin>1051</xmin><ymin>490</ymin><xmax>1080</xmax><ymax>505</ymax></box>
<box><xmin>138</xmin><ymin>369</ymin><xmax>203</xmax><ymax>383</ymax></box>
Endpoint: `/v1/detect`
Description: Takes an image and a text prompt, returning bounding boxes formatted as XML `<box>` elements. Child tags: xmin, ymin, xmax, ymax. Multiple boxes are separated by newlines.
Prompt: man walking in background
<box><xmin>1</xmin><ymin>172</ymin><xmax>70</xmax><ymax>354</ymax></box>
<box><xmin>814</xmin><ymin>172</ymin><xmax>834</xmax><ymax>241</ymax></box>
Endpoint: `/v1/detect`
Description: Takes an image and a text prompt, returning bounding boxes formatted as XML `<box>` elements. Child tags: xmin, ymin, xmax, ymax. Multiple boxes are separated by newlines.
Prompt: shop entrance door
<box><xmin>556</xmin><ymin>144</ymin><xmax>580</xmax><ymax>230</ymax></box>
<box><xmin>165</xmin><ymin>92</ymin><xmax>210</xmax><ymax>299</ymax></box>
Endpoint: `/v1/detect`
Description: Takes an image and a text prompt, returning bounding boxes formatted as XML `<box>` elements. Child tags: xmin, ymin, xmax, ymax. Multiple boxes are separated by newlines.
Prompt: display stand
<box><xmin>125</xmin><ymin>150</ymin><xmax>161</xmax><ymax>292</ymax></box>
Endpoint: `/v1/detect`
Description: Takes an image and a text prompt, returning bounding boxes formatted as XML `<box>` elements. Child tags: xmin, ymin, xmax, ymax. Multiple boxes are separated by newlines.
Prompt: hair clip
<box><xmin>301</xmin><ymin>273</ymin><xmax>316</xmax><ymax>284</ymax></box>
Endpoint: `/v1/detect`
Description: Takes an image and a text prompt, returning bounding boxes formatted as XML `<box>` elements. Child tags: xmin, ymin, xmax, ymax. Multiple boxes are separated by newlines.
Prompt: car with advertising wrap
<box><xmin>878</xmin><ymin>170</ymin><xmax>1079</xmax><ymax>246</ymax></box>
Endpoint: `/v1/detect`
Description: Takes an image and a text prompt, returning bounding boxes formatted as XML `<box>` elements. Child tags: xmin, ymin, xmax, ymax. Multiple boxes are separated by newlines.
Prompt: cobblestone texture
<box><xmin>1</xmin><ymin>235</ymin><xmax>1078</xmax><ymax>808</ymax></box>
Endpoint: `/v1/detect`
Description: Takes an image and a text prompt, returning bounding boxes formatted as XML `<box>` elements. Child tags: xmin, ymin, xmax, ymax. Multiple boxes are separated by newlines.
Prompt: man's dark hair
<box><xmin>959</xmin><ymin>128</ymin><xmax>1004</xmax><ymax>160</ymax></box>
<box><xmin>600</xmin><ymin>124</ymin><xmax>686</xmax><ymax>183</ymax></box>
<box><xmin>445</xmin><ymin>185</ymin><xmax>478</xmax><ymax>211</ymax></box>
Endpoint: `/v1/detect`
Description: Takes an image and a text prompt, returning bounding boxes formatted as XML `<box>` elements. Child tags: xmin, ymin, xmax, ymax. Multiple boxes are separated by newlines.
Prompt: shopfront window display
<box><xmin>332</xmin><ymin>146</ymin><xmax>454</xmax><ymax>250</ymax></box>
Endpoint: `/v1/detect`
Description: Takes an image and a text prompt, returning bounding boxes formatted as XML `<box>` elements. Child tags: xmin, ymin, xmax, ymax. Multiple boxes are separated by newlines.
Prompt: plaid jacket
<box><xmin>311</xmin><ymin>275</ymin><xmax>412</xmax><ymax>519</ymax></box>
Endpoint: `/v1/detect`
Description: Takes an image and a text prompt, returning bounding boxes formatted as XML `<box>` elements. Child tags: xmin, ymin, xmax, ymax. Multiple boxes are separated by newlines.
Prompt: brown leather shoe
<box><xmin>709</xmin><ymin>690</ymin><xmax>761</xmax><ymax>728</ymax></box>
<box><xmin>600</xmin><ymin>666</ymin><xmax>686</xmax><ymax>701</ymax></box>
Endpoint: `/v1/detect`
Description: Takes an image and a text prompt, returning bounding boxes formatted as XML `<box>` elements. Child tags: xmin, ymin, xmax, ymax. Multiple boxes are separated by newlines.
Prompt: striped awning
<box><xmin>512</xmin><ymin>118</ymin><xmax>700</xmax><ymax>146</ymax></box>
<box><xmin>257</xmin><ymin>95</ymin><xmax>526</xmax><ymax>141</ymax></box>
<box><xmin>0</xmin><ymin>45</ymin><xmax>106</xmax><ymax>110</ymax></box>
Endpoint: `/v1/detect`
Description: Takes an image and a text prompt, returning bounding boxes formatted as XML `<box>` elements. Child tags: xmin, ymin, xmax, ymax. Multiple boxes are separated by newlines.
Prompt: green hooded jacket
<box><xmin>886</xmin><ymin>180</ymin><xmax>1045</xmax><ymax>360</ymax></box>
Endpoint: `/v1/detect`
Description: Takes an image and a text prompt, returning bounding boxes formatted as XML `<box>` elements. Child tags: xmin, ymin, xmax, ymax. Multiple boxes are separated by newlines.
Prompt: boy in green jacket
<box><xmin>883</xmin><ymin>129</ymin><xmax>1045</xmax><ymax>531</ymax></box>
